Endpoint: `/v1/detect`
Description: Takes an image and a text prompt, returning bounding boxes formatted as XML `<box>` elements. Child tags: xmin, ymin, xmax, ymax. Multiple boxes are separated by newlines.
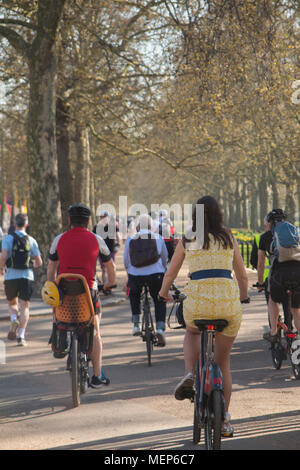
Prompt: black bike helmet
<box><xmin>68</xmin><ymin>203</ymin><xmax>91</xmax><ymax>218</ymax></box>
<box><xmin>266</xmin><ymin>208</ymin><xmax>287</xmax><ymax>223</ymax></box>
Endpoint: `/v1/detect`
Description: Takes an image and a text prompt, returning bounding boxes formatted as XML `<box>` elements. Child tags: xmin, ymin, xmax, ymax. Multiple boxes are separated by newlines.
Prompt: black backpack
<box><xmin>6</xmin><ymin>233</ymin><xmax>31</xmax><ymax>269</ymax></box>
<box><xmin>129</xmin><ymin>234</ymin><xmax>160</xmax><ymax>268</ymax></box>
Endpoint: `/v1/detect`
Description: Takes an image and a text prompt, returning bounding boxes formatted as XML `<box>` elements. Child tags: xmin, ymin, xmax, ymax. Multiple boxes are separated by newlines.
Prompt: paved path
<box><xmin>1</xmin><ymin>250</ymin><xmax>300</xmax><ymax>451</ymax></box>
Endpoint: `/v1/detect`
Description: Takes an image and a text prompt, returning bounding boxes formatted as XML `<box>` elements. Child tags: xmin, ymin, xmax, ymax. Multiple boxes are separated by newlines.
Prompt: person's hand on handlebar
<box><xmin>158</xmin><ymin>290</ymin><xmax>173</xmax><ymax>302</ymax></box>
<box><xmin>253</xmin><ymin>282</ymin><xmax>265</xmax><ymax>293</ymax></box>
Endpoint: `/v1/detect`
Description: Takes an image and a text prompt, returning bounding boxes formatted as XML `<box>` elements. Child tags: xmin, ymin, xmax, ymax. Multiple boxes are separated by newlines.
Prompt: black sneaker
<box><xmin>174</xmin><ymin>373</ymin><xmax>194</xmax><ymax>400</ymax></box>
<box><xmin>90</xmin><ymin>374</ymin><xmax>110</xmax><ymax>388</ymax></box>
<box><xmin>53</xmin><ymin>351</ymin><xmax>68</xmax><ymax>359</ymax></box>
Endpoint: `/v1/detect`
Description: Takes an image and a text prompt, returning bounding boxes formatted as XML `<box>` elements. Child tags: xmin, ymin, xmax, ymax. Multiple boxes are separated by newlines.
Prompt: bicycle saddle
<box><xmin>194</xmin><ymin>319</ymin><xmax>228</xmax><ymax>332</ymax></box>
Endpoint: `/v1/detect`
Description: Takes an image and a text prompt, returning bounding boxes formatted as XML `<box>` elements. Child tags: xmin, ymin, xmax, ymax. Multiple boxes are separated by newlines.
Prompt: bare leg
<box><xmin>8</xmin><ymin>299</ymin><xmax>19</xmax><ymax>320</ymax></box>
<box><xmin>19</xmin><ymin>300</ymin><xmax>30</xmax><ymax>330</ymax></box>
<box><xmin>291</xmin><ymin>308</ymin><xmax>300</xmax><ymax>333</ymax></box>
<box><xmin>183</xmin><ymin>327</ymin><xmax>201</xmax><ymax>375</ymax></box>
<box><xmin>268</xmin><ymin>298</ymin><xmax>280</xmax><ymax>335</ymax></box>
<box><xmin>214</xmin><ymin>333</ymin><xmax>236</xmax><ymax>412</ymax></box>
<box><xmin>90</xmin><ymin>314</ymin><xmax>102</xmax><ymax>378</ymax></box>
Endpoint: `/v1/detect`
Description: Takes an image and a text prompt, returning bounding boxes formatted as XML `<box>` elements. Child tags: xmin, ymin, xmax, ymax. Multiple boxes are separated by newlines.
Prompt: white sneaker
<box><xmin>156</xmin><ymin>329</ymin><xmax>166</xmax><ymax>347</ymax></box>
<box><xmin>132</xmin><ymin>325</ymin><xmax>141</xmax><ymax>336</ymax></box>
<box><xmin>222</xmin><ymin>412</ymin><xmax>234</xmax><ymax>437</ymax></box>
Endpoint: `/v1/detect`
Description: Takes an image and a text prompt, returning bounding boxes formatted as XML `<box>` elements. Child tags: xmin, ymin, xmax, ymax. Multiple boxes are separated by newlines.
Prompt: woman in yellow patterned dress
<box><xmin>159</xmin><ymin>196</ymin><xmax>249</xmax><ymax>436</ymax></box>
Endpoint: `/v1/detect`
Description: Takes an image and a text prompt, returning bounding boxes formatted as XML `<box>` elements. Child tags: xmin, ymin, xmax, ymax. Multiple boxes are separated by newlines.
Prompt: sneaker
<box><xmin>263</xmin><ymin>331</ymin><xmax>278</xmax><ymax>343</ymax></box>
<box><xmin>174</xmin><ymin>372</ymin><xmax>195</xmax><ymax>401</ymax></box>
<box><xmin>8</xmin><ymin>320</ymin><xmax>19</xmax><ymax>340</ymax></box>
<box><xmin>17</xmin><ymin>338</ymin><xmax>27</xmax><ymax>347</ymax></box>
<box><xmin>156</xmin><ymin>329</ymin><xmax>166</xmax><ymax>347</ymax></box>
<box><xmin>222</xmin><ymin>412</ymin><xmax>234</xmax><ymax>437</ymax></box>
<box><xmin>90</xmin><ymin>373</ymin><xmax>110</xmax><ymax>389</ymax></box>
<box><xmin>132</xmin><ymin>324</ymin><xmax>141</xmax><ymax>336</ymax></box>
<box><xmin>53</xmin><ymin>351</ymin><xmax>68</xmax><ymax>359</ymax></box>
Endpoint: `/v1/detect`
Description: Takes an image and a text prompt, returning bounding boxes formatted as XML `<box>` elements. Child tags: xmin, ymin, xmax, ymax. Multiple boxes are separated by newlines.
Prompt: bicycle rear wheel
<box><xmin>193</xmin><ymin>363</ymin><xmax>201</xmax><ymax>444</ymax></box>
<box><xmin>71</xmin><ymin>335</ymin><xmax>81</xmax><ymax>407</ymax></box>
<box><xmin>271</xmin><ymin>338</ymin><xmax>284</xmax><ymax>370</ymax></box>
<box><xmin>204</xmin><ymin>389</ymin><xmax>223</xmax><ymax>450</ymax></box>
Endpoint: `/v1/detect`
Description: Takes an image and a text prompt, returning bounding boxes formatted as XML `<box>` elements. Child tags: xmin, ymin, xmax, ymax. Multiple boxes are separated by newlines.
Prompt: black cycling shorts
<box><xmin>4</xmin><ymin>278</ymin><xmax>34</xmax><ymax>302</ymax></box>
<box><xmin>270</xmin><ymin>265</ymin><xmax>300</xmax><ymax>308</ymax></box>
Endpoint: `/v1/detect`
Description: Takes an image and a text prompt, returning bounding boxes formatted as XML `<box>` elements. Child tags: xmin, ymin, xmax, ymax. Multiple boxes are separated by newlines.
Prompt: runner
<box><xmin>0</xmin><ymin>213</ymin><xmax>42</xmax><ymax>346</ymax></box>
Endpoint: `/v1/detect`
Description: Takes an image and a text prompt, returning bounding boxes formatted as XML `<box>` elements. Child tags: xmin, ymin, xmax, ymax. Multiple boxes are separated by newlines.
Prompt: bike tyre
<box><xmin>204</xmin><ymin>389</ymin><xmax>223</xmax><ymax>450</ymax></box>
<box><xmin>80</xmin><ymin>354</ymin><xmax>89</xmax><ymax>394</ymax></box>
<box><xmin>71</xmin><ymin>335</ymin><xmax>81</xmax><ymax>408</ymax></box>
<box><xmin>271</xmin><ymin>341</ymin><xmax>284</xmax><ymax>370</ymax></box>
<box><xmin>145</xmin><ymin>327</ymin><xmax>153</xmax><ymax>367</ymax></box>
<box><xmin>193</xmin><ymin>398</ymin><xmax>201</xmax><ymax>444</ymax></box>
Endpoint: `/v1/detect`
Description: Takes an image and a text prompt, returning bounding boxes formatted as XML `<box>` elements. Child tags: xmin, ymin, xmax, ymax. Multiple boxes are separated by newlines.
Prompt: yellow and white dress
<box><xmin>183</xmin><ymin>236</ymin><xmax>242</xmax><ymax>337</ymax></box>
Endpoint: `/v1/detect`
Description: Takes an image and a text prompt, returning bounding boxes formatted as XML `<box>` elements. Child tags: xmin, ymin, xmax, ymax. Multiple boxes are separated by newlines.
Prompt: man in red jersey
<box><xmin>47</xmin><ymin>203</ymin><xmax>115</xmax><ymax>388</ymax></box>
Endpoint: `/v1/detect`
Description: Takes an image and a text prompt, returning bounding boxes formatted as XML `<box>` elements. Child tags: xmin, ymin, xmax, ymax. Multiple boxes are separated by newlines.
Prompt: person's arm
<box><xmin>123</xmin><ymin>238</ymin><xmax>130</xmax><ymax>271</ymax></box>
<box><xmin>232</xmin><ymin>237</ymin><xmax>249</xmax><ymax>300</ymax></box>
<box><xmin>160</xmin><ymin>239</ymin><xmax>169</xmax><ymax>269</ymax></box>
<box><xmin>257</xmin><ymin>249</ymin><xmax>266</xmax><ymax>288</ymax></box>
<box><xmin>47</xmin><ymin>259</ymin><xmax>59</xmax><ymax>281</ymax></box>
<box><xmin>0</xmin><ymin>249</ymin><xmax>8</xmax><ymax>275</ymax></box>
<box><xmin>32</xmin><ymin>254</ymin><xmax>43</xmax><ymax>268</ymax></box>
<box><xmin>103</xmin><ymin>258</ymin><xmax>116</xmax><ymax>290</ymax></box>
<box><xmin>159</xmin><ymin>240</ymin><xmax>185</xmax><ymax>300</ymax></box>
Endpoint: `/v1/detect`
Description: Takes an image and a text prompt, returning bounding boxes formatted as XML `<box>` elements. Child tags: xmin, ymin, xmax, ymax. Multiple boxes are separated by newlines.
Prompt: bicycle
<box><xmin>167</xmin><ymin>283</ymin><xmax>186</xmax><ymax>330</ymax></box>
<box><xmin>192</xmin><ymin>318</ymin><xmax>228</xmax><ymax>450</ymax></box>
<box><xmin>140</xmin><ymin>283</ymin><xmax>159</xmax><ymax>367</ymax></box>
<box><xmin>267</xmin><ymin>281</ymin><xmax>300</xmax><ymax>379</ymax></box>
<box><xmin>54</xmin><ymin>273</ymin><xmax>95</xmax><ymax>407</ymax></box>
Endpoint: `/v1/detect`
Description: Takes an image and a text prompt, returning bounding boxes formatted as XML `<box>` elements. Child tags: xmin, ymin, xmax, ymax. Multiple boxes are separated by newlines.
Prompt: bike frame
<box><xmin>198</xmin><ymin>328</ymin><xmax>224</xmax><ymax>416</ymax></box>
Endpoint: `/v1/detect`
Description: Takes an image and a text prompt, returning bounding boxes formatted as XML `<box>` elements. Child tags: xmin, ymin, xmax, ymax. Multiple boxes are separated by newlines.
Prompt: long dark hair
<box><xmin>184</xmin><ymin>195</ymin><xmax>233</xmax><ymax>250</ymax></box>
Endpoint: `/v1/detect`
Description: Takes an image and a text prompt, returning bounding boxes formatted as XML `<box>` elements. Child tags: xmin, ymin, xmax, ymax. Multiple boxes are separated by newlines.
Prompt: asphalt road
<box><xmin>1</xmin><ymin>285</ymin><xmax>300</xmax><ymax>452</ymax></box>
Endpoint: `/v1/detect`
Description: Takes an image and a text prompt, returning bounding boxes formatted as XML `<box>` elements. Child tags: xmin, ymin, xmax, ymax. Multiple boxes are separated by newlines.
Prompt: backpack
<box><xmin>272</xmin><ymin>221</ymin><xmax>300</xmax><ymax>263</ymax></box>
<box><xmin>6</xmin><ymin>233</ymin><xmax>31</xmax><ymax>269</ymax></box>
<box><xmin>129</xmin><ymin>233</ymin><xmax>160</xmax><ymax>268</ymax></box>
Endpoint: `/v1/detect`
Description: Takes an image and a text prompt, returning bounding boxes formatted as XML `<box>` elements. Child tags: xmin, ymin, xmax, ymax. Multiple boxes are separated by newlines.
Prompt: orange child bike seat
<box><xmin>55</xmin><ymin>273</ymin><xmax>95</xmax><ymax>324</ymax></box>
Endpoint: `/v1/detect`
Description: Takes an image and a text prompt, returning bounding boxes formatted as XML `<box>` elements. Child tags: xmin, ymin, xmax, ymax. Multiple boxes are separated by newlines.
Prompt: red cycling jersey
<box><xmin>48</xmin><ymin>227</ymin><xmax>111</xmax><ymax>289</ymax></box>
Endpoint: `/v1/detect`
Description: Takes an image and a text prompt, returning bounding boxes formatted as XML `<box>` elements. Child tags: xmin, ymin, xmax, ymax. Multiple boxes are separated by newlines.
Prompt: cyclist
<box><xmin>0</xmin><ymin>213</ymin><xmax>42</xmax><ymax>346</ymax></box>
<box><xmin>47</xmin><ymin>203</ymin><xmax>116</xmax><ymax>388</ymax></box>
<box><xmin>263</xmin><ymin>209</ymin><xmax>300</xmax><ymax>342</ymax></box>
<box><xmin>158</xmin><ymin>211</ymin><xmax>176</xmax><ymax>262</ymax></box>
<box><xmin>159</xmin><ymin>196</ymin><xmax>249</xmax><ymax>436</ymax></box>
<box><xmin>93</xmin><ymin>211</ymin><xmax>120</xmax><ymax>285</ymax></box>
<box><xmin>124</xmin><ymin>213</ymin><xmax>168</xmax><ymax>346</ymax></box>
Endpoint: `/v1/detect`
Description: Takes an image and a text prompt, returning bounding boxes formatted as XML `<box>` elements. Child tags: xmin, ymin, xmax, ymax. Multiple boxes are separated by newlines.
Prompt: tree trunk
<box><xmin>285</xmin><ymin>182</ymin><xmax>296</xmax><ymax>224</ymax></box>
<box><xmin>74</xmin><ymin>125</ymin><xmax>90</xmax><ymax>206</ymax></box>
<box><xmin>56</xmin><ymin>96</ymin><xmax>74</xmax><ymax>231</ymax></box>
<box><xmin>241</xmin><ymin>182</ymin><xmax>248</xmax><ymax>229</ymax></box>
<box><xmin>234</xmin><ymin>180</ymin><xmax>241</xmax><ymax>228</ymax></box>
<box><xmin>258</xmin><ymin>167</ymin><xmax>268</xmax><ymax>230</ymax></box>
<box><xmin>250</xmin><ymin>182</ymin><xmax>259</xmax><ymax>231</ymax></box>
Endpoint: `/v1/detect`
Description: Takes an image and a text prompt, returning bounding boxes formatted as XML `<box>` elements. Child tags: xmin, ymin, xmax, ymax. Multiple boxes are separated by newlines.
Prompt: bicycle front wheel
<box><xmin>204</xmin><ymin>390</ymin><xmax>223</xmax><ymax>450</ymax></box>
<box><xmin>289</xmin><ymin>339</ymin><xmax>300</xmax><ymax>380</ymax></box>
<box><xmin>71</xmin><ymin>335</ymin><xmax>81</xmax><ymax>407</ymax></box>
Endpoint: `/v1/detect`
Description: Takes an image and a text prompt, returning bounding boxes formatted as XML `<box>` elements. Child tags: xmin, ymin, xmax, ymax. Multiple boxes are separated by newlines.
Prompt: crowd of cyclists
<box><xmin>2</xmin><ymin>197</ymin><xmax>300</xmax><ymax>439</ymax></box>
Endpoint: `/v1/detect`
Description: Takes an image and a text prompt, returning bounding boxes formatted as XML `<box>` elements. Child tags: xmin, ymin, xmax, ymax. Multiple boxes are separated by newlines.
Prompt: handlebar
<box><xmin>158</xmin><ymin>283</ymin><xmax>187</xmax><ymax>303</ymax></box>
